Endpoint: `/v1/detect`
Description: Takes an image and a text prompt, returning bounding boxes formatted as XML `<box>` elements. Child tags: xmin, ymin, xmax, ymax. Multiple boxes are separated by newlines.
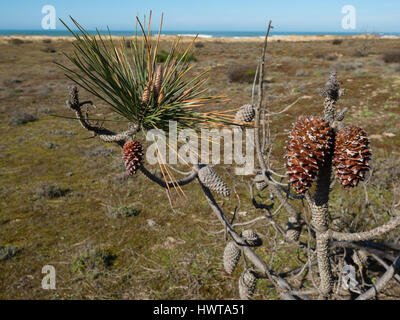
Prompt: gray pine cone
<box><xmin>198</xmin><ymin>166</ymin><xmax>230</xmax><ymax>197</ymax></box>
<box><xmin>223</xmin><ymin>241</ymin><xmax>241</xmax><ymax>275</ymax></box>
<box><xmin>254</xmin><ymin>172</ymin><xmax>267</xmax><ymax>191</ymax></box>
<box><xmin>241</xmin><ymin>230</ymin><xmax>262</xmax><ymax>247</ymax></box>
<box><xmin>239</xmin><ymin>268</ymin><xmax>257</xmax><ymax>300</ymax></box>
<box><xmin>235</xmin><ymin>104</ymin><xmax>255</xmax><ymax>123</ymax></box>
<box><xmin>285</xmin><ymin>217</ymin><xmax>301</xmax><ymax>242</ymax></box>
<box><xmin>286</xmin><ymin>229</ymin><xmax>300</xmax><ymax>243</ymax></box>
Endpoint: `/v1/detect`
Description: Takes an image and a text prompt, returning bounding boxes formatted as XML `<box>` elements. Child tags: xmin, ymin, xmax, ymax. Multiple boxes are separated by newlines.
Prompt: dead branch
<box><xmin>139</xmin><ymin>166</ymin><xmax>198</xmax><ymax>188</ymax></box>
<box><xmin>66</xmin><ymin>85</ymin><xmax>139</xmax><ymax>147</ymax></box>
<box><xmin>356</xmin><ymin>254</ymin><xmax>400</xmax><ymax>300</ymax></box>
<box><xmin>329</xmin><ymin>213</ymin><xmax>400</xmax><ymax>242</ymax></box>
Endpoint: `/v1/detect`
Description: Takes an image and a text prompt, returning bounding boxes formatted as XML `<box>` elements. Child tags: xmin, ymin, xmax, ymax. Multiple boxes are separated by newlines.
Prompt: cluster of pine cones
<box><xmin>223</xmin><ymin>230</ymin><xmax>262</xmax><ymax>300</ymax></box>
<box><xmin>286</xmin><ymin>116</ymin><xmax>371</xmax><ymax>194</ymax></box>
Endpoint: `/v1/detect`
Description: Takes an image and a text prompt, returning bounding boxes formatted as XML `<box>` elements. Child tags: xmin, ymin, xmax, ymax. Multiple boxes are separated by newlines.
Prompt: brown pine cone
<box><xmin>122</xmin><ymin>141</ymin><xmax>143</xmax><ymax>175</ymax></box>
<box><xmin>157</xmin><ymin>88</ymin><xmax>165</xmax><ymax>105</ymax></box>
<box><xmin>141</xmin><ymin>80</ymin><xmax>152</xmax><ymax>104</ymax></box>
<box><xmin>285</xmin><ymin>116</ymin><xmax>333</xmax><ymax>193</ymax></box>
<box><xmin>333</xmin><ymin>126</ymin><xmax>371</xmax><ymax>189</ymax></box>
<box><xmin>154</xmin><ymin>64</ymin><xmax>163</xmax><ymax>97</ymax></box>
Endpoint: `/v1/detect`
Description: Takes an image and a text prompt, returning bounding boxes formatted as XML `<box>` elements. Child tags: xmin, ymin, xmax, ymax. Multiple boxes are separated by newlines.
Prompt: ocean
<box><xmin>0</xmin><ymin>29</ymin><xmax>399</xmax><ymax>38</ymax></box>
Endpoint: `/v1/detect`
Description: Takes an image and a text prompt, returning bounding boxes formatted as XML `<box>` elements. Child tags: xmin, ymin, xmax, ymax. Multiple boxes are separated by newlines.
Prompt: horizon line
<box><xmin>0</xmin><ymin>28</ymin><xmax>398</xmax><ymax>33</ymax></box>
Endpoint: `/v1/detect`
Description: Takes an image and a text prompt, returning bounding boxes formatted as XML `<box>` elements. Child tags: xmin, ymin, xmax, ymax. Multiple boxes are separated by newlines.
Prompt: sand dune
<box><xmin>0</xmin><ymin>33</ymin><xmax>396</xmax><ymax>45</ymax></box>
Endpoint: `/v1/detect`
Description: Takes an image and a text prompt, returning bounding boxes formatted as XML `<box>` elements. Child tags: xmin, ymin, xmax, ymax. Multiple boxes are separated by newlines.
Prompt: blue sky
<box><xmin>0</xmin><ymin>0</ymin><xmax>399</xmax><ymax>32</ymax></box>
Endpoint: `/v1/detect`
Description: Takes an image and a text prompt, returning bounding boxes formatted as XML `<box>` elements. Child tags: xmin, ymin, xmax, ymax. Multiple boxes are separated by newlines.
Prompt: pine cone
<box><xmin>254</xmin><ymin>172</ymin><xmax>267</xmax><ymax>191</ymax></box>
<box><xmin>154</xmin><ymin>64</ymin><xmax>163</xmax><ymax>97</ymax></box>
<box><xmin>68</xmin><ymin>85</ymin><xmax>79</xmax><ymax>107</ymax></box>
<box><xmin>235</xmin><ymin>104</ymin><xmax>255</xmax><ymax>123</ymax></box>
<box><xmin>238</xmin><ymin>268</ymin><xmax>257</xmax><ymax>300</ymax></box>
<box><xmin>157</xmin><ymin>88</ymin><xmax>165</xmax><ymax>105</ymax></box>
<box><xmin>241</xmin><ymin>230</ymin><xmax>262</xmax><ymax>247</ymax></box>
<box><xmin>223</xmin><ymin>241</ymin><xmax>241</xmax><ymax>275</ymax></box>
<box><xmin>198</xmin><ymin>166</ymin><xmax>230</xmax><ymax>196</ymax></box>
<box><xmin>122</xmin><ymin>141</ymin><xmax>143</xmax><ymax>175</ymax></box>
<box><xmin>333</xmin><ymin>126</ymin><xmax>371</xmax><ymax>189</ymax></box>
<box><xmin>285</xmin><ymin>217</ymin><xmax>301</xmax><ymax>242</ymax></box>
<box><xmin>141</xmin><ymin>80</ymin><xmax>152</xmax><ymax>104</ymax></box>
<box><xmin>285</xmin><ymin>116</ymin><xmax>333</xmax><ymax>194</ymax></box>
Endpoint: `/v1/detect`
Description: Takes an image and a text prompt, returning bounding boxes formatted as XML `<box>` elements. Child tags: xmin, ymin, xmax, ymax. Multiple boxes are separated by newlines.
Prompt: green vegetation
<box><xmin>0</xmin><ymin>246</ymin><xmax>21</xmax><ymax>261</ymax></box>
<box><xmin>71</xmin><ymin>248</ymin><xmax>117</xmax><ymax>279</ymax></box>
<box><xmin>8</xmin><ymin>112</ymin><xmax>36</xmax><ymax>126</ymax></box>
<box><xmin>57</xmin><ymin>17</ymin><xmax>228</xmax><ymax>132</ymax></box>
<box><xmin>383</xmin><ymin>50</ymin><xmax>400</xmax><ymax>63</ymax></box>
<box><xmin>227</xmin><ymin>65</ymin><xmax>257</xmax><ymax>83</ymax></box>
<box><xmin>107</xmin><ymin>206</ymin><xmax>141</xmax><ymax>218</ymax></box>
<box><xmin>156</xmin><ymin>49</ymin><xmax>197</xmax><ymax>63</ymax></box>
<box><xmin>357</xmin><ymin>108</ymin><xmax>374</xmax><ymax>117</ymax></box>
<box><xmin>36</xmin><ymin>183</ymin><xmax>69</xmax><ymax>199</ymax></box>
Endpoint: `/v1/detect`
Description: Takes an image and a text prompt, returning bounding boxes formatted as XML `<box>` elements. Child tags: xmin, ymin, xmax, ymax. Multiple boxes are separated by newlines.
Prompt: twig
<box><xmin>140</xmin><ymin>165</ymin><xmax>198</xmax><ymax>188</ymax></box>
<box><xmin>329</xmin><ymin>213</ymin><xmax>400</xmax><ymax>242</ymax></box>
<box><xmin>369</xmin><ymin>253</ymin><xmax>400</xmax><ymax>283</ymax></box>
<box><xmin>66</xmin><ymin>85</ymin><xmax>139</xmax><ymax>147</ymax></box>
<box><xmin>356</xmin><ymin>254</ymin><xmax>400</xmax><ymax>300</ymax></box>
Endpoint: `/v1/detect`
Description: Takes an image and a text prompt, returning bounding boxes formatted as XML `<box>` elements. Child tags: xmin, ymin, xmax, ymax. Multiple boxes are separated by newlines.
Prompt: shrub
<box><xmin>383</xmin><ymin>50</ymin><xmax>400</xmax><ymax>63</ymax></box>
<box><xmin>71</xmin><ymin>248</ymin><xmax>117</xmax><ymax>277</ymax></box>
<box><xmin>314</xmin><ymin>52</ymin><xmax>325</xmax><ymax>59</ymax></box>
<box><xmin>87</xmin><ymin>146</ymin><xmax>115</xmax><ymax>157</ymax></box>
<box><xmin>41</xmin><ymin>46</ymin><xmax>57</xmax><ymax>53</ymax></box>
<box><xmin>44</xmin><ymin>142</ymin><xmax>58</xmax><ymax>150</ymax></box>
<box><xmin>326</xmin><ymin>54</ymin><xmax>338</xmax><ymax>61</ymax></box>
<box><xmin>156</xmin><ymin>49</ymin><xmax>197</xmax><ymax>63</ymax></box>
<box><xmin>8</xmin><ymin>38</ymin><xmax>24</xmax><ymax>45</ymax></box>
<box><xmin>332</xmin><ymin>39</ymin><xmax>342</xmax><ymax>45</ymax></box>
<box><xmin>8</xmin><ymin>113</ymin><xmax>37</xmax><ymax>126</ymax></box>
<box><xmin>352</xmin><ymin>42</ymin><xmax>371</xmax><ymax>57</ymax></box>
<box><xmin>333</xmin><ymin>62</ymin><xmax>360</xmax><ymax>71</ymax></box>
<box><xmin>36</xmin><ymin>183</ymin><xmax>69</xmax><ymax>199</ymax></box>
<box><xmin>227</xmin><ymin>64</ymin><xmax>257</xmax><ymax>83</ymax></box>
<box><xmin>107</xmin><ymin>206</ymin><xmax>141</xmax><ymax>218</ymax></box>
<box><xmin>371</xmin><ymin>156</ymin><xmax>400</xmax><ymax>188</ymax></box>
<box><xmin>295</xmin><ymin>70</ymin><xmax>307</xmax><ymax>77</ymax></box>
<box><xmin>0</xmin><ymin>245</ymin><xmax>21</xmax><ymax>261</ymax></box>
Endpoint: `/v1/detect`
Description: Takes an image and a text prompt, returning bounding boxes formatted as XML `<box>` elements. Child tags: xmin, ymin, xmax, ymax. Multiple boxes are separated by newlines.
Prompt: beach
<box><xmin>0</xmin><ymin>33</ymin><xmax>397</xmax><ymax>44</ymax></box>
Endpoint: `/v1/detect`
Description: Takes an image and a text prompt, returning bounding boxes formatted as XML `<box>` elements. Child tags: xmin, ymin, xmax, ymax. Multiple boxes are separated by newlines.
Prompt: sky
<box><xmin>0</xmin><ymin>0</ymin><xmax>399</xmax><ymax>32</ymax></box>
